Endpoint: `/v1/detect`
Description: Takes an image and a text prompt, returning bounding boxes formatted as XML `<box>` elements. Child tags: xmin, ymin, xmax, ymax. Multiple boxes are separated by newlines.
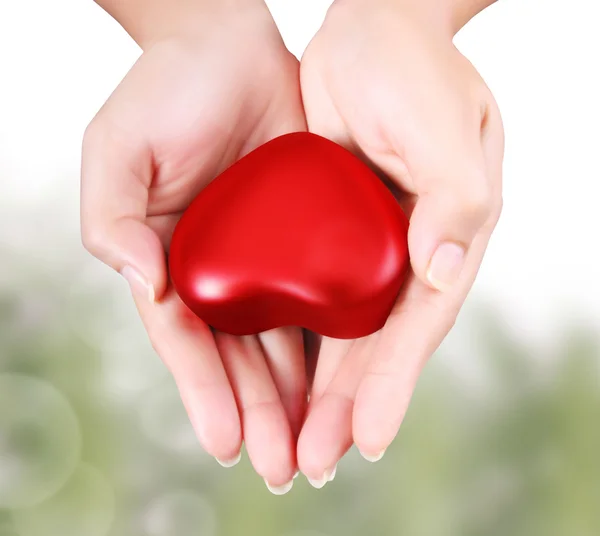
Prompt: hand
<box><xmin>81</xmin><ymin>1</ymin><xmax>307</xmax><ymax>493</ymax></box>
<box><xmin>297</xmin><ymin>0</ymin><xmax>504</xmax><ymax>485</ymax></box>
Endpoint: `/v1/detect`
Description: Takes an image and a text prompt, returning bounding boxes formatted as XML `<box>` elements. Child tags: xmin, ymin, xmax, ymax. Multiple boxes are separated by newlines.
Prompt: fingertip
<box><xmin>181</xmin><ymin>384</ymin><xmax>243</xmax><ymax>463</ymax></box>
<box><xmin>297</xmin><ymin>394</ymin><xmax>351</xmax><ymax>483</ymax></box>
<box><xmin>265</xmin><ymin>478</ymin><xmax>294</xmax><ymax>496</ymax></box>
<box><xmin>425</xmin><ymin>241</ymin><xmax>467</xmax><ymax>292</ymax></box>
<box><xmin>216</xmin><ymin>447</ymin><xmax>243</xmax><ymax>468</ymax></box>
<box><xmin>121</xmin><ymin>265</ymin><xmax>156</xmax><ymax>303</ymax></box>
<box><xmin>353</xmin><ymin>419</ymin><xmax>393</xmax><ymax>464</ymax></box>
<box><xmin>407</xmin><ymin>196</ymin><xmax>476</xmax><ymax>293</ymax></box>
<box><xmin>358</xmin><ymin>448</ymin><xmax>386</xmax><ymax>463</ymax></box>
<box><xmin>352</xmin><ymin>376</ymin><xmax>407</xmax><ymax>460</ymax></box>
<box><xmin>244</xmin><ymin>402</ymin><xmax>297</xmax><ymax>487</ymax></box>
<box><xmin>83</xmin><ymin>216</ymin><xmax>168</xmax><ymax>302</ymax></box>
<box><xmin>122</xmin><ymin>221</ymin><xmax>169</xmax><ymax>300</ymax></box>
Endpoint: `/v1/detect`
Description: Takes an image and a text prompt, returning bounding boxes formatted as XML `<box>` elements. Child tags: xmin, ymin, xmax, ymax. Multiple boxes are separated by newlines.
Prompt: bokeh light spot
<box><xmin>139</xmin><ymin>382</ymin><xmax>206</xmax><ymax>457</ymax></box>
<box><xmin>0</xmin><ymin>374</ymin><xmax>81</xmax><ymax>509</ymax></box>
<box><xmin>141</xmin><ymin>490</ymin><xmax>217</xmax><ymax>536</ymax></box>
<box><xmin>100</xmin><ymin>328</ymin><xmax>168</xmax><ymax>403</ymax></box>
<box><xmin>12</xmin><ymin>463</ymin><xmax>116</xmax><ymax>536</ymax></box>
<box><xmin>65</xmin><ymin>262</ymin><xmax>137</xmax><ymax>347</ymax></box>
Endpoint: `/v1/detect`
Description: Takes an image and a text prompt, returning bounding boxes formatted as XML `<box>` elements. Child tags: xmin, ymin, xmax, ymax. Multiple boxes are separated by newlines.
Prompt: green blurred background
<box><xmin>2</xmin><ymin>0</ymin><xmax>600</xmax><ymax>535</ymax></box>
<box><xmin>1</xmin><ymin>246</ymin><xmax>599</xmax><ymax>536</ymax></box>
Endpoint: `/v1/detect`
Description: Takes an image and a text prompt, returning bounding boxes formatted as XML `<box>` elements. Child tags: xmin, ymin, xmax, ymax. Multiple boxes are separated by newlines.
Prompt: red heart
<box><xmin>169</xmin><ymin>132</ymin><xmax>410</xmax><ymax>339</ymax></box>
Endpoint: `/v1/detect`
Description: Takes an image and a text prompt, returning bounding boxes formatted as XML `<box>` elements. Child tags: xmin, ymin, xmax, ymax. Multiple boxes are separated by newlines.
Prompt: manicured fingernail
<box><xmin>307</xmin><ymin>467</ymin><xmax>334</xmax><ymax>489</ymax></box>
<box><xmin>121</xmin><ymin>265</ymin><xmax>155</xmax><ymax>302</ymax></box>
<box><xmin>216</xmin><ymin>449</ymin><xmax>242</xmax><ymax>468</ymax></box>
<box><xmin>360</xmin><ymin>449</ymin><xmax>386</xmax><ymax>463</ymax></box>
<box><xmin>328</xmin><ymin>465</ymin><xmax>337</xmax><ymax>482</ymax></box>
<box><xmin>265</xmin><ymin>479</ymin><xmax>294</xmax><ymax>496</ymax></box>
<box><xmin>293</xmin><ymin>470</ymin><xmax>300</xmax><ymax>480</ymax></box>
<box><xmin>426</xmin><ymin>242</ymin><xmax>466</xmax><ymax>292</ymax></box>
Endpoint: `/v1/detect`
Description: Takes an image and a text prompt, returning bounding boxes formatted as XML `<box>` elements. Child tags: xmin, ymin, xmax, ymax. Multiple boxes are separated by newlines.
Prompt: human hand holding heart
<box><xmin>83</xmin><ymin>0</ymin><xmax>504</xmax><ymax>495</ymax></box>
<box><xmin>82</xmin><ymin>2</ymin><xmax>311</xmax><ymax>493</ymax></box>
<box><xmin>295</xmin><ymin>0</ymin><xmax>504</xmax><ymax>486</ymax></box>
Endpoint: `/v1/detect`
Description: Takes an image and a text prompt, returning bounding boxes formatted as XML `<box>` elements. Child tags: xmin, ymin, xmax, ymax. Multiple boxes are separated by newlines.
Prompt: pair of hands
<box><xmin>81</xmin><ymin>0</ymin><xmax>503</xmax><ymax>494</ymax></box>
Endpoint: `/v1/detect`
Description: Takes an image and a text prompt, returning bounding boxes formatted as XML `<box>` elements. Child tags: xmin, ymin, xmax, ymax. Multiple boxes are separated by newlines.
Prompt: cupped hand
<box><xmin>81</xmin><ymin>3</ymin><xmax>306</xmax><ymax>493</ymax></box>
<box><xmin>297</xmin><ymin>0</ymin><xmax>504</xmax><ymax>486</ymax></box>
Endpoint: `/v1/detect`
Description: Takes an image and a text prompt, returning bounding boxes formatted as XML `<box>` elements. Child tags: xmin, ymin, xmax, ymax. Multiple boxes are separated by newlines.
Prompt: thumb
<box><xmin>80</xmin><ymin>120</ymin><xmax>167</xmax><ymax>302</ymax></box>
<box><xmin>408</xmin><ymin>172</ymin><xmax>495</xmax><ymax>292</ymax></box>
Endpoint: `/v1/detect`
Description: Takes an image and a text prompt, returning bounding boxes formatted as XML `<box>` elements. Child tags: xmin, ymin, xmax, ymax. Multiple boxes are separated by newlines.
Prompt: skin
<box><xmin>297</xmin><ymin>0</ymin><xmax>504</xmax><ymax>485</ymax></box>
<box><xmin>81</xmin><ymin>0</ymin><xmax>503</xmax><ymax>494</ymax></box>
<box><xmin>82</xmin><ymin>0</ymin><xmax>307</xmax><ymax>494</ymax></box>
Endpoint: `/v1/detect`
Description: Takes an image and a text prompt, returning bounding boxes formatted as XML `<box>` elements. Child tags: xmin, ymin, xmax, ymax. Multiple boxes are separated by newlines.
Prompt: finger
<box><xmin>296</xmin><ymin>336</ymin><xmax>353</xmax><ymax>486</ymax></box>
<box><xmin>308</xmin><ymin>337</ymin><xmax>354</xmax><ymax>406</ymax></box>
<box><xmin>297</xmin><ymin>336</ymin><xmax>376</xmax><ymax>488</ymax></box>
<box><xmin>407</xmin><ymin>162</ymin><xmax>498</xmax><ymax>293</ymax></box>
<box><xmin>406</xmin><ymin>89</ymin><xmax>503</xmax><ymax>292</ymax></box>
<box><xmin>132</xmin><ymin>288</ymin><xmax>242</xmax><ymax>465</ymax></box>
<box><xmin>258</xmin><ymin>327</ymin><xmax>307</xmax><ymax>439</ymax></box>
<box><xmin>216</xmin><ymin>332</ymin><xmax>296</xmax><ymax>495</ymax></box>
<box><xmin>352</xmin><ymin>117</ymin><xmax>504</xmax><ymax>459</ymax></box>
<box><xmin>81</xmin><ymin>118</ymin><xmax>167</xmax><ymax>302</ymax></box>
<box><xmin>146</xmin><ymin>213</ymin><xmax>182</xmax><ymax>251</ymax></box>
<box><xmin>365</xmin><ymin>81</ymin><xmax>501</xmax><ymax>294</ymax></box>
<box><xmin>353</xmin><ymin>228</ymin><xmax>493</xmax><ymax>459</ymax></box>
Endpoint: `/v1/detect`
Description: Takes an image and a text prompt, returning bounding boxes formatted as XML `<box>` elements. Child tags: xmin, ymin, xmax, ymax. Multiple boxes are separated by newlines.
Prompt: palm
<box><xmin>140</xmin><ymin>37</ymin><xmax>306</xmax><ymax>244</ymax></box>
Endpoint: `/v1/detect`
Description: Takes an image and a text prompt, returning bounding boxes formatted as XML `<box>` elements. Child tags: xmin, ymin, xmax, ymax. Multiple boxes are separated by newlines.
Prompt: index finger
<box><xmin>352</xmin><ymin>229</ymin><xmax>493</xmax><ymax>459</ymax></box>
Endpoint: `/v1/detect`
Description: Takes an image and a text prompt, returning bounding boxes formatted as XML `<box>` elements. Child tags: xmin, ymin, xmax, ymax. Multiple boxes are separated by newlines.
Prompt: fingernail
<box><xmin>121</xmin><ymin>265</ymin><xmax>155</xmax><ymax>302</ymax></box>
<box><xmin>426</xmin><ymin>242</ymin><xmax>466</xmax><ymax>292</ymax></box>
<box><xmin>307</xmin><ymin>467</ymin><xmax>334</xmax><ymax>489</ymax></box>
<box><xmin>265</xmin><ymin>479</ymin><xmax>294</xmax><ymax>496</ymax></box>
<box><xmin>360</xmin><ymin>449</ymin><xmax>386</xmax><ymax>463</ymax></box>
<box><xmin>328</xmin><ymin>465</ymin><xmax>338</xmax><ymax>482</ymax></box>
<box><xmin>293</xmin><ymin>470</ymin><xmax>300</xmax><ymax>480</ymax></box>
<box><xmin>216</xmin><ymin>449</ymin><xmax>242</xmax><ymax>468</ymax></box>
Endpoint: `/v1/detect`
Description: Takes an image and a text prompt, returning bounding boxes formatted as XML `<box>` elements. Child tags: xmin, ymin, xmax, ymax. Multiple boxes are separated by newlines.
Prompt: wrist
<box><xmin>96</xmin><ymin>0</ymin><xmax>272</xmax><ymax>50</ymax></box>
<box><xmin>329</xmin><ymin>0</ymin><xmax>496</xmax><ymax>37</ymax></box>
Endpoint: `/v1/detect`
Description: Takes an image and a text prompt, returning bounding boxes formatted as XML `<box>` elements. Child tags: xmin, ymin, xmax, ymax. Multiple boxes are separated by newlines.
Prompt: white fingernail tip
<box><xmin>266</xmin><ymin>479</ymin><xmax>294</xmax><ymax>496</ymax></box>
<box><xmin>216</xmin><ymin>450</ymin><xmax>242</xmax><ymax>468</ymax></box>
<box><xmin>328</xmin><ymin>465</ymin><xmax>337</xmax><ymax>482</ymax></box>
<box><xmin>308</xmin><ymin>466</ymin><xmax>335</xmax><ymax>489</ymax></box>
<box><xmin>360</xmin><ymin>449</ymin><xmax>386</xmax><ymax>463</ymax></box>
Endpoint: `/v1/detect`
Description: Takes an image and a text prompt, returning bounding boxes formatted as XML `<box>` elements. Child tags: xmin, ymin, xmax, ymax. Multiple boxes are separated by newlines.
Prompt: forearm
<box><xmin>94</xmin><ymin>0</ymin><xmax>268</xmax><ymax>49</ymax></box>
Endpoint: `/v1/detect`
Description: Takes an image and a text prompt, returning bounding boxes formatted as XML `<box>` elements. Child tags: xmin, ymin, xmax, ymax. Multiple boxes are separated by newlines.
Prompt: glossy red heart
<box><xmin>169</xmin><ymin>132</ymin><xmax>409</xmax><ymax>339</ymax></box>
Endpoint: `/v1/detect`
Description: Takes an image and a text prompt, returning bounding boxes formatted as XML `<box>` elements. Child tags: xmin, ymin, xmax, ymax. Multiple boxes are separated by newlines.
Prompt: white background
<box><xmin>1</xmin><ymin>0</ymin><xmax>599</xmax><ymax>345</ymax></box>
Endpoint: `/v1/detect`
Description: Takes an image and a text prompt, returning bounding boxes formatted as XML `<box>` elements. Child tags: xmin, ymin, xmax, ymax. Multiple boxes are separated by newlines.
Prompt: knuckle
<box><xmin>82</xmin><ymin>108</ymin><xmax>121</xmax><ymax>159</ymax></box>
<box><xmin>435</xmin><ymin>297</ymin><xmax>460</xmax><ymax>334</ymax></box>
<box><xmin>482</xmin><ymin>194</ymin><xmax>504</xmax><ymax>232</ymax></box>
<box><xmin>491</xmin><ymin>195</ymin><xmax>504</xmax><ymax>224</ymax></box>
<box><xmin>442</xmin><ymin>306</ymin><xmax>460</xmax><ymax>334</ymax></box>
<box><xmin>82</xmin><ymin>115</ymin><xmax>108</xmax><ymax>157</ymax></box>
<box><xmin>80</xmin><ymin>223</ymin><xmax>107</xmax><ymax>258</ymax></box>
<box><xmin>82</xmin><ymin>117</ymin><xmax>101</xmax><ymax>149</ymax></box>
<box><xmin>423</xmin><ymin>290</ymin><xmax>460</xmax><ymax>333</ymax></box>
<box><xmin>457</xmin><ymin>181</ymin><xmax>494</xmax><ymax>222</ymax></box>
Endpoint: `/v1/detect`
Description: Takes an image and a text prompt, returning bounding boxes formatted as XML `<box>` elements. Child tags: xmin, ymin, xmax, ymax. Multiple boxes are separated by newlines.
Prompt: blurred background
<box><xmin>1</xmin><ymin>1</ymin><xmax>599</xmax><ymax>535</ymax></box>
